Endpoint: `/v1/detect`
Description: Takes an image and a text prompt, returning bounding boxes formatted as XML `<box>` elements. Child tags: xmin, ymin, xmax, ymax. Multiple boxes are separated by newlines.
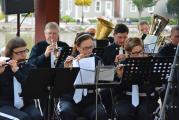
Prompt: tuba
<box><xmin>149</xmin><ymin>14</ymin><xmax>169</xmax><ymax>47</ymax></box>
<box><xmin>95</xmin><ymin>17</ymin><xmax>114</xmax><ymax>40</ymax></box>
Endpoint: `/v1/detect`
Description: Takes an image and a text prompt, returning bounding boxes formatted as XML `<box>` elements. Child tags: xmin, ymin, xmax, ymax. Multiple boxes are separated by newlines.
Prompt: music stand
<box><xmin>122</xmin><ymin>56</ymin><xmax>173</xmax><ymax>87</ymax></box>
<box><xmin>22</xmin><ymin>67</ymin><xmax>80</xmax><ymax>120</ymax></box>
<box><xmin>93</xmin><ymin>48</ymin><xmax>104</xmax><ymax>59</ymax></box>
<box><xmin>74</xmin><ymin>64</ymin><xmax>121</xmax><ymax>119</ymax></box>
<box><xmin>58</xmin><ymin>47</ymin><xmax>72</xmax><ymax>62</ymax></box>
<box><xmin>53</xmin><ymin>67</ymin><xmax>80</xmax><ymax>98</ymax></box>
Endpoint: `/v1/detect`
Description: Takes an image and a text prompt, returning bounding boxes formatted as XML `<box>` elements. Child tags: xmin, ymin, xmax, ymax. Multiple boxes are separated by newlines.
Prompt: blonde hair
<box><xmin>125</xmin><ymin>37</ymin><xmax>143</xmax><ymax>53</ymax></box>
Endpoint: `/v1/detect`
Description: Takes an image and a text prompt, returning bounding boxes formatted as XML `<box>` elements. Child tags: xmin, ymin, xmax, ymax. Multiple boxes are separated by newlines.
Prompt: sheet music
<box><xmin>144</xmin><ymin>35</ymin><xmax>158</xmax><ymax>53</ymax></box>
<box><xmin>98</xmin><ymin>66</ymin><xmax>115</xmax><ymax>81</ymax></box>
<box><xmin>73</xmin><ymin>57</ymin><xmax>95</xmax><ymax>85</ymax></box>
<box><xmin>0</xmin><ymin>56</ymin><xmax>10</xmax><ymax>62</ymax></box>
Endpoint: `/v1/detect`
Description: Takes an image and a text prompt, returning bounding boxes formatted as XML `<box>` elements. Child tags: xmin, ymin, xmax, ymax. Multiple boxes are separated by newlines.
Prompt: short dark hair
<box><xmin>114</xmin><ymin>24</ymin><xmax>129</xmax><ymax>34</ymax></box>
<box><xmin>5</xmin><ymin>37</ymin><xmax>27</xmax><ymax>57</ymax></box>
<box><xmin>171</xmin><ymin>25</ymin><xmax>179</xmax><ymax>33</ymax></box>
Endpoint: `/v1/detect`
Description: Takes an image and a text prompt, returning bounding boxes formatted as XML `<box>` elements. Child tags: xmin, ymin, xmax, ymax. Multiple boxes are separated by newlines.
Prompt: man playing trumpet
<box><xmin>29</xmin><ymin>22</ymin><xmax>69</xmax><ymax>68</ymax></box>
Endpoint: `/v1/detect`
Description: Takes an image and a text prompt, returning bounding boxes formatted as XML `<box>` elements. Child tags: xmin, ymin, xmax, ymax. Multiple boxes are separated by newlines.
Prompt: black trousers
<box><xmin>59</xmin><ymin>94</ymin><xmax>108</xmax><ymax>120</ymax></box>
<box><xmin>0</xmin><ymin>104</ymin><xmax>43</xmax><ymax>120</ymax></box>
<box><xmin>113</xmin><ymin>96</ymin><xmax>159</xmax><ymax>120</ymax></box>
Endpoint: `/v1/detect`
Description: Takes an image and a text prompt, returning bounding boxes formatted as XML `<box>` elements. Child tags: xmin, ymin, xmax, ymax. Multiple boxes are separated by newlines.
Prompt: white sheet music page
<box><xmin>73</xmin><ymin>57</ymin><xmax>95</xmax><ymax>85</ymax></box>
<box><xmin>144</xmin><ymin>35</ymin><xmax>158</xmax><ymax>53</ymax></box>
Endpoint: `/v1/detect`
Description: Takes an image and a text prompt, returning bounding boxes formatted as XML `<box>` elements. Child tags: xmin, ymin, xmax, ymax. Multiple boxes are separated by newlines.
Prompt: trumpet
<box><xmin>51</xmin><ymin>41</ymin><xmax>61</xmax><ymax>67</ymax></box>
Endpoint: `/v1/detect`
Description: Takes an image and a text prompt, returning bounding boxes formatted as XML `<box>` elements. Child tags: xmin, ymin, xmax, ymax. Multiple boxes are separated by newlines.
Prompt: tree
<box><xmin>75</xmin><ymin>0</ymin><xmax>92</xmax><ymax>24</ymax></box>
<box><xmin>167</xmin><ymin>0</ymin><xmax>179</xmax><ymax>25</ymax></box>
<box><xmin>132</xmin><ymin>0</ymin><xmax>157</xmax><ymax>19</ymax></box>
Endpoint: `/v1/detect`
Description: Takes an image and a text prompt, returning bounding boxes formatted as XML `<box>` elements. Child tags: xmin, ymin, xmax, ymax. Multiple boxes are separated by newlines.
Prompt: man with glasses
<box><xmin>114</xmin><ymin>37</ymin><xmax>159</xmax><ymax>120</ymax></box>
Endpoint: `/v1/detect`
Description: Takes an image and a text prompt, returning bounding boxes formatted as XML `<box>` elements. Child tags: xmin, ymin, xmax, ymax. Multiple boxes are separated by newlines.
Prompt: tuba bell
<box><xmin>149</xmin><ymin>14</ymin><xmax>169</xmax><ymax>47</ymax></box>
<box><xmin>149</xmin><ymin>14</ymin><xmax>169</xmax><ymax>36</ymax></box>
<box><xmin>95</xmin><ymin>17</ymin><xmax>114</xmax><ymax>40</ymax></box>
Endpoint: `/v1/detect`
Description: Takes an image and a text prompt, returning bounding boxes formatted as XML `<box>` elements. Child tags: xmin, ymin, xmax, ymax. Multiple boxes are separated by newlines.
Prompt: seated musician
<box><xmin>0</xmin><ymin>37</ymin><xmax>42</xmax><ymax>120</ymax></box>
<box><xmin>59</xmin><ymin>32</ymin><xmax>108</xmax><ymax>120</ymax></box>
<box><xmin>114</xmin><ymin>37</ymin><xmax>159</xmax><ymax>120</ymax></box>
<box><xmin>158</xmin><ymin>25</ymin><xmax>179</xmax><ymax>120</ymax></box>
<box><xmin>137</xmin><ymin>21</ymin><xmax>149</xmax><ymax>40</ymax></box>
<box><xmin>159</xmin><ymin>25</ymin><xmax>179</xmax><ymax>56</ymax></box>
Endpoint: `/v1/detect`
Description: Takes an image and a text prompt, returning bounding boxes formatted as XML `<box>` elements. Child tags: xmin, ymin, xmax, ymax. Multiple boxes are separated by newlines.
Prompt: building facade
<box><xmin>60</xmin><ymin>0</ymin><xmax>169</xmax><ymax>20</ymax></box>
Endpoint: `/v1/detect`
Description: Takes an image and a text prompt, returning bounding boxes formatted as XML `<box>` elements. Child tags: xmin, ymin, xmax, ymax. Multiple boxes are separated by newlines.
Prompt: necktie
<box><xmin>13</xmin><ymin>77</ymin><xmax>24</xmax><ymax>109</ymax></box>
<box><xmin>51</xmin><ymin>51</ymin><xmax>55</xmax><ymax>68</ymax></box>
<box><xmin>119</xmin><ymin>47</ymin><xmax>123</xmax><ymax>55</ymax></box>
<box><xmin>73</xmin><ymin>89</ymin><xmax>83</xmax><ymax>103</ymax></box>
<box><xmin>132</xmin><ymin>85</ymin><xmax>139</xmax><ymax>107</ymax></box>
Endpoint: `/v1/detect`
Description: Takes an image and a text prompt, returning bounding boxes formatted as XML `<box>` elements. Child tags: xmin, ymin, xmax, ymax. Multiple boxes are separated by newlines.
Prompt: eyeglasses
<box><xmin>80</xmin><ymin>45</ymin><xmax>94</xmax><ymax>51</ymax></box>
<box><xmin>13</xmin><ymin>49</ymin><xmax>29</xmax><ymax>55</ymax></box>
<box><xmin>129</xmin><ymin>50</ymin><xmax>144</xmax><ymax>57</ymax></box>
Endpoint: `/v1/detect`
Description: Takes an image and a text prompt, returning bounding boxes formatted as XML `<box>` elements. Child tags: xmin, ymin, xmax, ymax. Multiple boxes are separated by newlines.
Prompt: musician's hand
<box><xmin>115</xmin><ymin>54</ymin><xmax>126</xmax><ymax>63</ymax></box>
<box><xmin>76</xmin><ymin>54</ymin><xmax>89</xmax><ymax>61</ymax></box>
<box><xmin>45</xmin><ymin>45</ymin><xmax>54</xmax><ymax>57</ymax></box>
<box><xmin>116</xmin><ymin>64</ymin><xmax>124</xmax><ymax>78</ymax></box>
<box><xmin>0</xmin><ymin>61</ymin><xmax>6</xmax><ymax>74</ymax></box>
<box><xmin>64</xmin><ymin>56</ymin><xmax>74</xmax><ymax>68</ymax></box>
<box><xmin>8</xmin><ymin>60</ymin><xmax>19</xmax><ymax>73</ymax></box>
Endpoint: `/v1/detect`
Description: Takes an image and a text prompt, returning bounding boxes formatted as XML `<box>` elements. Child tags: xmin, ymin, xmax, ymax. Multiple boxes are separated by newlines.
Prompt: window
<box><xmin>95</xmin><ymin>1</ymin><xmax>101</xmax><ymax>12</ymax></box>
<box><xmin>60</xmin><ymin>0</ymin><xmax>63</xmax><ymax>12</ymax></box>
<box><xmin>130</xmin><ymin>1</ymin><xmax>137</xmax><ymax>12</ymax></box>
<box><xmin>106</xmin><ymin>1</ymin><xmax>112</xmax><ymax>10</ymax></box>
<box><xmin>148</xmin><ymin>6</ymin><xmax>154</xmax><ymax>13</ymax></box>
<box><xmin>68</xmin><ymin>0</ymin><xmax>72</xmax><ymax>12</ymax></box>
<box><xmin>84</xmin><ymin>6</ymin><xmax>90</xmax><ymax>13</ymax></box>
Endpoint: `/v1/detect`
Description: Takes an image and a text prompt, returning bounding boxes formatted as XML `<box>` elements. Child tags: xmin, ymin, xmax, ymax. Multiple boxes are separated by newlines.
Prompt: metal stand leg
<box><xmin>158</xmin><ymin>44</ymin><xmax>179</xmax><ymax>120</ymax></box>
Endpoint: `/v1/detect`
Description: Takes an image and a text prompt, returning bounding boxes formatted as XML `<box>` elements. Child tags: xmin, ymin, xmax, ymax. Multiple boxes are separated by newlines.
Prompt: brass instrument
<box><xmin>95</xmin><ymin>17</ymin><xmax>114</xmax><ymax>40</ymax></box>
<box><xmin>149</xmin><ymin>14</ymin><xmax>169</xmax><ymax>47</ymax></box>
<box><xmin>51</xmin><ymin>41</ymin><xmax>60</xmax><ymax>67</ymax></box>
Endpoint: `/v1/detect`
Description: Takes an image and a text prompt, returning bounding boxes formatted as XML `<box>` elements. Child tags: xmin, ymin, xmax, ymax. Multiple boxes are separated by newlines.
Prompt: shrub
<box><xmin>61</xmin><ymin>15</ymin><xmax>75</xmax><ymax>23</ymax></box>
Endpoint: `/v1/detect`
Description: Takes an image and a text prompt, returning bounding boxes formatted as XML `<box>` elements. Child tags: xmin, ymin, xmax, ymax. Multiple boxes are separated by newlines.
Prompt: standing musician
<box><xmin>59</xmin><ymin>32</ymin><xmax>108</xmax><ymax>120</ymax></box>
<box><xmin>28</xmin><ymin>22</ymin><xmax>69</xmax><ymax>68</ymax></box>
<box><xmin>0</xmin><ymin>37</ymin><xmax>42</xmax><ymax>120</ymax></box>
<box><xmin>102</xmin><ymin>23</ymin><xmax>129</xmax><ymax>65</ymax></box>
<box><xmin>113</xmin><ymin>37</ymin><xmax>159</xmax><ymax>120</ymax></box>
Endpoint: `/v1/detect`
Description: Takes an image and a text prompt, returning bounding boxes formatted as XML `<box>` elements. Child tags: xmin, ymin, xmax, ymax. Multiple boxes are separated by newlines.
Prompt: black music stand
<box><xmin>22</xmin><ymin>67</ymin><xmax>80</xmax><ymax>120</ymax></box>
<box><xmin>120</xmin><ymin>57</ymin><xmax>173</xmax><ymax>119</ymax></box>
<box><xmin>74</xmin><ymin>64</ymin><xmax>120</xmax><ymax>119</ymax></box>
<box><xmin>122</xmin><ymin>56</ymin><xmax>173</xmax><ymax>86</ymax></box>
<box><xmin>56</xmin><ymin>47</ymin><xmax>72</xmax><ymax>66</ymax></box>
<box><xmin>93</xmin><ymin>48</ymin><xmax>104</xmax><ymax>59</ymax></box>
<box><xmin>53</xmin><ymin>67</ymin><xmax>80</xmax><ymax>98</ymax></box>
